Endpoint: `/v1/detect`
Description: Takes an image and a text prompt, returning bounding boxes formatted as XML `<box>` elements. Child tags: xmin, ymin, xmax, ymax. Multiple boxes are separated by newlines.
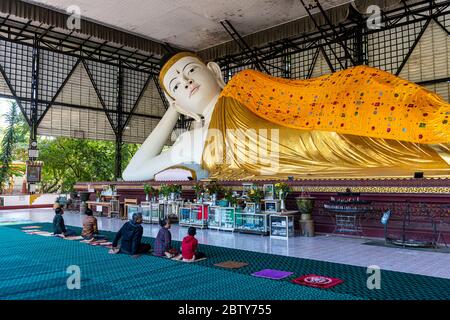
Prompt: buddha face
<box><xmin>162</xmin><ymin>56</ymin><xmax>222</xmax><ymax>116</ymax></box>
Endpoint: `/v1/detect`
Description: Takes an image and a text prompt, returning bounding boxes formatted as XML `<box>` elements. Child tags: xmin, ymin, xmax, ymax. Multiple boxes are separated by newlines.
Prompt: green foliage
<box><xmin>38</xmin><ymin>137</ymin><xmax>140</xmax><ymax>193</ymax></box>
<box><xmin>205</xmin><ymin>181</ymin><xmax>224</xmax><ymax>196</ymax></box>
<box><xmin>144</xmin><ymin>184</ymin><xmax>157</xmax><ymax>196</ymax></box>
<box><xmin>159</xmin><ymin>184</ymin><xmax>182</xmax><ymax>197</ymax></box>
<box><xmin>159</xmin><ymin>184</ymin><xmax>171</xmax><ymax>197</ymax></box>
<box><xmin>274</xmin><ymin>182</ymin><xmax>291</xmax><ymax>199</ymax></box>
<box><xmin>296</xmin><ymin>198</ymin><xmax>314</xmax><ymax>215</ymax></box>
<box><xmin>170</xmin><ymin>184</ymin><xmax>182</xmax><ymax>194</ymax></box>
<box><xmin>0</xmin><ymin>99</ymin><xmax>141</xmax><ymax>193</ymax></box>
<box><xmin>0</xmin><ymin>102</ymin><xmax>26</xmax><ymax>192</ymax></box>
<box><xmin>193</xmin><ymin>182</ymin><xmax>204</xmax><ymax>197</ymax></box>
<box><xmin>248</xmin><ymin>186</ymin><xmax>264</xmax><ymax>203</ymax></box>
<box><xmin>224</xmin><ymin>187</ymin><xmax>238</xmax><ymax>205</ymax></box>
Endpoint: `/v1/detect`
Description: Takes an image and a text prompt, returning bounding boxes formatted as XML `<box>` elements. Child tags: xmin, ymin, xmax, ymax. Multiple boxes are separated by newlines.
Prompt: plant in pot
<box><xmin>150</xmin><ymin>187</ymin><xmax>158</xmax><ymax>202</ymax></box>
<box><xmin>169</xmin><ymin>184</ymin><xmax>182</xmax><ymax>200</ymax></box>
<box><xmin>193</xmin><ymin>183</ymin><xmax>204</xmax><ymax>202</ymax></box>
<box><xmin>159</xmin><ymin>184</ymin><xmax>171</xmax><ymax>200</ymax></box>
<box><xmin>296</xmin><ymin>188</ymin><xmax>315</xmax><ymax>220</ymax></box>
<box><xmin>205</xmin><ymin>181</ymin><xmax>223</xmax><ymax>203</ymax></box>
<box><xmin>248</xmin><ymin>186</ymin><xmax>264</xmax><ymax>212</ymax></box>
<box><xmin>144</xmin><ymin>184</ymin><xmax>151</xmax><ymax>201</ymax></box>
<box><xmin>274</xmin><ymin>182</ymin><xmax>291</xmax><ymax>212</ymax></box>
<box><xmin>296</xmin><ymin>188</ymin><xmax>315</xmax><ymax>237</ymax></box>
<box><xmin>223</xmin><ymin>188</ymin><xmax>238</xmax><ymax>207</ymax></box>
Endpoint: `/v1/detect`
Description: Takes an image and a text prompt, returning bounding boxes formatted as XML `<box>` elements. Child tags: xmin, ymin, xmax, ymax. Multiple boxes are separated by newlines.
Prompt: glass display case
<box><xmin>179</xmin><ymin>203</ymin><xmax>208</xmax><ymax>228</ymax></box>
<box><xmin>208</xmin><ymin>206</ymin><xmax>221</xmax><ymax>230</ymax></box>
<box><xmin>207</xmin><ymin>206</ymin><xmax>235</xmax><ymax>231</ymax></box>
<box><xmin>150</xmin><ymin>202</ymin><xmax>162</xmax><ymax>223</ymax></box>
<box><xmin>159</xmin><ymin>200</ymin><xmax>184</xmax><ymax>221</ymax></box>
<box><xmin>235</xmin><ymin>212</ymin><xmax>270</xmax><ymax>235</ymax></box>
<box><xmin>127</xmin><ymin>204</ymin><xmax>141</xmax><ymax>220</ymax></box>
<box><xmin>219</xmin><ymin>207</ymin><xmax>235</xmax><ymax>231</ymax></box>
<box><xmin>270</xmin><ymin>214</ymin><xmax>295</xmax><ymax>238</ymax></box>
<box><xmin>263</xmin><ymin>199</ymin><xmax>280</xmax><ymax>213</ymax></box>
<box><xmin>141</xmin><ymin>204</ymin><xmax>151</xmax><ymax>223</ymax></box>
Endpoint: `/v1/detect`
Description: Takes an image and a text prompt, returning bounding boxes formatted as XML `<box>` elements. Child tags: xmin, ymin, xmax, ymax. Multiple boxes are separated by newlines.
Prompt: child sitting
<box><xmin>181</xmin><ymin>227</ymin><xmax>205</xmax><ymax>262</ymax></box>
<box><xmin>153</xmin><ymin>218</ymin><xmax>178</xmax><ymax>258</ymax></box>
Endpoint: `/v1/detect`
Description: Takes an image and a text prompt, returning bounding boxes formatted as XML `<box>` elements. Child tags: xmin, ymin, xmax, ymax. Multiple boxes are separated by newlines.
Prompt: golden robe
<box><xmin>202</xmin><ymin>65</ymin><xmax>450</xmax><ymax>180</ymax></box>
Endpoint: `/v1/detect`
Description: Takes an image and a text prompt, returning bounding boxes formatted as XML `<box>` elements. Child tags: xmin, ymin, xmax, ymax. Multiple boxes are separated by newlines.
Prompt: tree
<box><xmin>38</xmin><ymin>137</ymin><xmax>140</xmax><ymax>193</ymax></box>
<box><xmin>0</xmin><ymin>102</ymin><xmax>26</xmax><ymax>192</ymax></box>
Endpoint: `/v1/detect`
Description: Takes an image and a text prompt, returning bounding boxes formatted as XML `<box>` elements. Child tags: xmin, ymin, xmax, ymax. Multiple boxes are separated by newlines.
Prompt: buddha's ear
<box><xmin>164</xmin><ymin>92</ymin><xmax>202</xmax><ymax>122</ymax></box>
<box><xmin>207</xmin><ymin>62</ymin><xmax>226</xmax><ymax>89</ymax></box>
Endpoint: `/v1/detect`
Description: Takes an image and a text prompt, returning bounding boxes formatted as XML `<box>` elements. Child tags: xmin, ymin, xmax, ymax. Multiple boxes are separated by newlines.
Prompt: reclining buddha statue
<box><xmin>122</xmin><ymin>52</ymin><xmax>450</xmax><ymax>181</ymax></box>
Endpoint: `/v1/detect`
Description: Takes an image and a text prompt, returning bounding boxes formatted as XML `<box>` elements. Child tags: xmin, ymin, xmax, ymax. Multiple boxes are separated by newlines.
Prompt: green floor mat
<box><xmin>2</xmin><ymin>222</ymin><xmax>449</xmax><ymax>300</ymax></box>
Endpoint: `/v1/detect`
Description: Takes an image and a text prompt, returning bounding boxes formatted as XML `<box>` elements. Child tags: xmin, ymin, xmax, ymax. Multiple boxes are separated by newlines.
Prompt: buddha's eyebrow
<box><xmin>182</xmin><ymin>62</ymin><xmax>195</xmax><ymax>72</ymax></box>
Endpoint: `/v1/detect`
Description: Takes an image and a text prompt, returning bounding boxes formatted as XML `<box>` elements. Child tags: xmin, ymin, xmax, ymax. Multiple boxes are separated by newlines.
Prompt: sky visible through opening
<box><xmin>0</xmin><ymin>98</ymin><xmax>15</xmax><ymax>129</ymax></box>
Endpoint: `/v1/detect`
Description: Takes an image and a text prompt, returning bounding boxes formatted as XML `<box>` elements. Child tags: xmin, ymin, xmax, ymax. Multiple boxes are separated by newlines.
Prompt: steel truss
<box><xmin>216</xmin><ymin>0</ymin><xmax>450</xmax><ymax>81</ymax></box>
<box><xmin>0</xmin><ymin>34</ymin><xmax>161</xmax><ymax>180</ymax></box>
<box><xmin>1</xmin><ymin>0</ymin><xmax>450</xmax><ymax>181</ymax></box>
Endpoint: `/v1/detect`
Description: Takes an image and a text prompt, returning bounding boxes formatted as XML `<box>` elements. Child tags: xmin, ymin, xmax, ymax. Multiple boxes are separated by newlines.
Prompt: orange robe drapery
<box><xmin>202</xmin><ymin>66</ymin><xmax>450</xmax><ymax>180</ymax></box>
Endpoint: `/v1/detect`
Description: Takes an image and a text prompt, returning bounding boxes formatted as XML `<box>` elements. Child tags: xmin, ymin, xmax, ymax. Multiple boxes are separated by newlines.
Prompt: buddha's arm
<box><xmin>122</xmin><ymin>106</ymin><xmax>179</xmax><ymax>180</ymax></box>
<box><xmin>122</xmin><ymin>129</ymin><xmax>200</xmax><ymax>181</ymax></box>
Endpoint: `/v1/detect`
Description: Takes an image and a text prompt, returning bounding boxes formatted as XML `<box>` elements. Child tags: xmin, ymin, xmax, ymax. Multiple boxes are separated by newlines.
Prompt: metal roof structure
<box><xmin>0</xmin><ymin>0</ymin><xmax>449</xmax><ymax>179</ymax></box>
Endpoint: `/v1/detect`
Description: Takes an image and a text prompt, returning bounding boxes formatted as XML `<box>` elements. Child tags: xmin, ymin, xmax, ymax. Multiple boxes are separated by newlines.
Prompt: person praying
<box><xmin>111</xmin><ymin>213</ymin><xmax>151</xmax><ymax>257</ymax></box>
<box><xmin>52</xmin><ymin>207</ymin><xmax>75</xmax><ymax>237</ymax></box>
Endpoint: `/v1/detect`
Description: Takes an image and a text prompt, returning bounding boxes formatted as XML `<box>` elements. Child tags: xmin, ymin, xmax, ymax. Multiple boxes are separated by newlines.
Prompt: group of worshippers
<box><xmin>52</xmin><ymin>206</ymin><xmax>204</xmax><ymax>261</ymax></box>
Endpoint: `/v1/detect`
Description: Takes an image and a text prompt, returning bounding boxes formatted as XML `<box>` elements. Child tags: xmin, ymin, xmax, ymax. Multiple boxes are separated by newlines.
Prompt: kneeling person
<box><xmin>111</xmin><ymin>213</ymin><xmax>151</xmax><ymax>257</ymax></box>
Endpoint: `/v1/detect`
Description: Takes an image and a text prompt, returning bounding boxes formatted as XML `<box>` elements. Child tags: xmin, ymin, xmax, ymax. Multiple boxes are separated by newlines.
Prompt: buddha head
<box><xmin>160</xmin><ymin>52</ymin><xmax>225</xmax><ymax>121</ymax></box>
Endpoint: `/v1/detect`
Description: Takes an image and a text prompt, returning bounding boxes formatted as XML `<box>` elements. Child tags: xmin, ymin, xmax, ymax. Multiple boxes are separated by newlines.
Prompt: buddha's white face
<box><xmin>162</xmin><ymin>56</ymin><xmax>222</xmax><ymax>116</ymax></box>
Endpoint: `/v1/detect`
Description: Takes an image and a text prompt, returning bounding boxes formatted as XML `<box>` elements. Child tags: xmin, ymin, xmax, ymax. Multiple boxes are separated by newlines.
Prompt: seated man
<box><xmin>111</xmin><ymin>213</ymin><xmax>151</xmax><ymax>257</ymax></box>
<box><xmin>81</xmin><ymin>208</ymin><xmax>106</xmax><ymax>241</ymax></box>
<box><xmin>154</xmin><ymin>218</ymin><xmax>178</xmax><ymax>258</ymax></box>
<box><xmin>52</xmin><ymin>207</ymin><xmax>75</xmax><ymax>237</ymax></box>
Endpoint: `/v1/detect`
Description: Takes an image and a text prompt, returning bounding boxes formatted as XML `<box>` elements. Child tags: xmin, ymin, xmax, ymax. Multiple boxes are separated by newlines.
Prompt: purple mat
<box><xmin>251</xmin><ymin>269</ymin><xmax>294</xmax><ymax>280</ymax></box>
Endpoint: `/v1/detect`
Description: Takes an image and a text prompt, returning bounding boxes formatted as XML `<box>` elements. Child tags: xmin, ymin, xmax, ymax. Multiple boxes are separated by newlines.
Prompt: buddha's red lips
<box><xmin>189</xmin><ymin>85</ymin><xmax>200</xmax><ymax>98</ymax></box>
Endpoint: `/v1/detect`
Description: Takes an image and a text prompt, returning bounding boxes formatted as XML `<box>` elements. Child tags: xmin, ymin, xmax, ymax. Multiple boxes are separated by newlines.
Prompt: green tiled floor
<box><xmin>1</xmin><ymin>223</ymin><xmax>449</xmax><ymax>300</ymax></box>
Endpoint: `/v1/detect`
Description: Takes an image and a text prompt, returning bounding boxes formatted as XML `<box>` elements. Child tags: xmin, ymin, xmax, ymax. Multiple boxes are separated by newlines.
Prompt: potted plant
<box><xmin>150</xmin><ymin>187</ymin><xmax>158</xmax><ymax>202</ymax></box>
<box><xmin>144</xmin><ymin>184</ymin><xmax>151</xmax><ymax>201</ymax></box>
<box><xmin>296</xmin><ymin>188</ymin><xmax>315</xmax><ymax>237</ymax></box>
<box><xmin>193</xmin><ymin>183</ymin><xmax>204</xmax><ymax>202</ymax></box>
<box><xmin>274</xmin><ymin>182</ymin><xmax>291</xmax><ymax>212</ymax></box>
<box><xmin>223</xmin><ymin>188</ymin><xmax>238</xmax><ymax>207</ymax></box>
<box><xmin>296</xmin><ymin>197</ymin><xmax>315</xmax><ymax>220</ymax></box>
<box><xmin>169</xmin><ymin>184</ymin><xmax>182</xmax><ymax>200</ymax></box>
<box><xmin>159</xmin><ymin>184</ymin><xmax>171</xmax><ymax>200</ymax></box>
<box><xmin>248</xmin><ymin>186</ymin><xmax>264</xmax><ymax>212</ymax></box>
<box><xmin>205</xmin><ymin>181</ymin><xmax>223</xmax><ymax>202</ymax></box>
